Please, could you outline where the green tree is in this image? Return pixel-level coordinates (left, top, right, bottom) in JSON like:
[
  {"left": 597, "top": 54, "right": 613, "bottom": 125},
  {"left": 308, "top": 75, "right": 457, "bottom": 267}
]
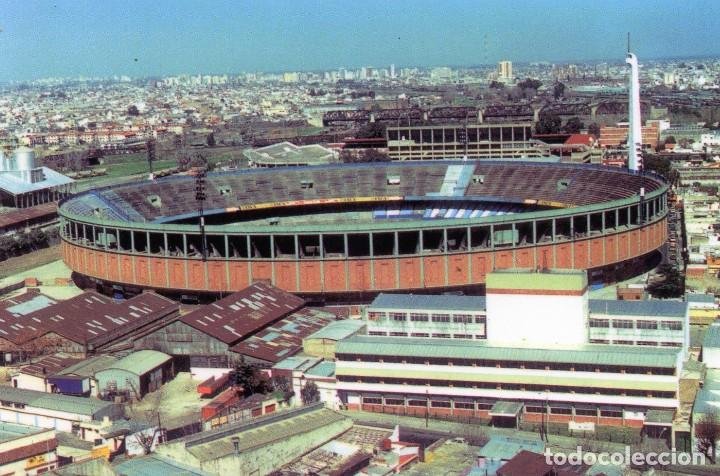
[
  {"left": 356, "top": 122, "right": 386, "bottom": 139},
  {"left": 587, "top": 123, "right": 601, "bottom": 137},
  {"left": 647, "top": 263, "right": 684, "bottom": 299},
  {"left": 301, "top": 381, "right": 320, "bottom": 405},
  {"left": 231, "top": 359, "right": 270, "bottom": 397},
  {"left": 535, "top": 114, "right": 562, "bottom": 134},
  {"left": 553, "top": 82, "right": 566, "bottom": 99},
  {"left": 563, "top": 117, "right": 584, "bottom": 134},
  {"left": 206, "top": 132, "right": 216, "bottom": 147},
  {"left": 489, "top": 80, "right": 505, "bottom": 89},
  {"left": 517, "top": 78, "right": 542, "bottom": 90},
  {"left": 127, "top": 105, "right": 140, "bottom": 116},
  {"left": 665, "top": 135, "right": 676, "bottom": 144}
]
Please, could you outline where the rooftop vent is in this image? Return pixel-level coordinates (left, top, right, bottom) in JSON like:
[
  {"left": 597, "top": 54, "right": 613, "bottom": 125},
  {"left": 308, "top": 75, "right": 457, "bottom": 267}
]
[
  {"left": 301, "top": 180, "right": 314, "bottom": 189},
  {"left": 387, "top": 175, "right": 401, "bottom": 185},
  {"left": 147, "top": 195, "right": 162, "bottom": 208},
  {"left": 218, "top": 186, "right": 232, "bottom": 196},
  {"left": 472, "top": 174, "right": 485, "bottom": 184},
  {"left": 557, "top": 179, "right": 571, "bottom": 191}
]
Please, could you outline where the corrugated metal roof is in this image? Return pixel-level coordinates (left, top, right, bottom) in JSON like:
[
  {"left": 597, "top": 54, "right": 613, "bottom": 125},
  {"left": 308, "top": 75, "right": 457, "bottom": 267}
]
[
  {"left": 100, "top": 350, "right": 172, "bottom": 376},
  {"left": 18, "top": 353, "right": 83, "bottom": 378},
  {"left": 181, "top": 282, "right": 305, "bottom": 345},
  {"left": 336, "top": 336, "right": 680, "bottom": 368},
  {"left": 0, "top": 386, "right": 117, "bottom": 416},
  {"left": 113, "top": 454, "right": 212, "bottom": 476},
  {"left": 370, "top": 293, "right": 486, "bottom": 312},
  {"left": 686, "top": 293, "right": 715, "bottom": 304},
  {"left": 57, "top": 355, "right": 119, "bottom": 378},
  {"left": 588, "top": 299, "right": 688, "bottom": 318},
  {"left": 305, "top": 319, "right": 365, "bottom": 341},
  {"left": 305, "top": 361, "right": 336, "bottom": 378},
  {"left": 0, "top": 202, "right": 57, "bottom": 229}
]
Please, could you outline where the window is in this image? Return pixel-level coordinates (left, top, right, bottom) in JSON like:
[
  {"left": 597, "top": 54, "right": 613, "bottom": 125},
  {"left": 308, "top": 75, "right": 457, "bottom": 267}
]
[
  {"left": 390, "top": 312, "right": 407, "bottom": 322},
  {"left": 389, "top": 332, "right": 408, "bottom": 337},
  {"left": 432, "top": 333, "right": 451, "bottom": 339},
  {"left": 575, "top": 408, "right": 597, "bottom": 416},
  {"left": 611, "top": 319, "right": 634, "bottom": 329},
  {"left": 613, "top": 340, "right": 633, "bottom": 345},
  {"left": 410, "top": 313, "right": 429, "bottom": 322},
  {"left": 453, "top": 334, "right": 473, "bottom": 339},
  {"left": 661, "top": 342, "right": 682, "bottom": 347},
  {"left": 411, "top": 332, "right": 429, "bottom": 337},
  {"left": 408, "top": 399, "right": 427, "bottom": 407},
  {"left": 589, "top": 318, "right": 610, "bottom": 328},
  {"left": 600, "top": 409, "right": 623, "bottom": 418},
  {"left": 453, "top": 314, "right": 473, "bottom": 324},
  {"left": 368, "top": 311, "right": 385, "bottom": 320},
  {"left": 385, "top": 398, "right": 404, "bottom": 406},
  {"left": 525, "top": 406, "right": 544, "bottom": 413},
  {"left": 432, "top": 314, "right": 451, "bottom": 323},
  {"left": 589, "top": 339, "right": 610, "bottom": 344},
  {"left": 660, "top": 321, "right": 682, "bottom": 331},
  {"left": 363, "top": 397, "right": 382, "bottom": 405},
  {"left": 474, "top": 316, "right": 486, "bottom": 324},
  {"left": 431, "top": 400, "right": 451, "bottom": 408},
  {"left": 637, "top": 341, "right": 657, "bottom": 346},
  {"left": 637, "top": 320, "right": 658, "bottom": 330},
  {"left": 369, "top": 331, "right": 387, "bottom": 336},
  {"left": 550, "top": 407, "right": 572, "bottom": 415},
  {"left": 454, "top": 401, "right": 474, "bottom": 410}
]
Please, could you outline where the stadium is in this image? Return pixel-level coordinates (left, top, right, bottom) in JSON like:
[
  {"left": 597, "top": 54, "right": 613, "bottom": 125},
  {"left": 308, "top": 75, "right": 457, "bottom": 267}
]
[{"left": 58, "top": 161, "right": 669, "bottom": 301}]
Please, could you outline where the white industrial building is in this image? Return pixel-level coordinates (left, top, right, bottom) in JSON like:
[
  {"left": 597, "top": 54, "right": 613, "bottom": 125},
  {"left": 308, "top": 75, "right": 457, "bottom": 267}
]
[{"left": 0, "top": 147, "right": 74, "bottom": 208}]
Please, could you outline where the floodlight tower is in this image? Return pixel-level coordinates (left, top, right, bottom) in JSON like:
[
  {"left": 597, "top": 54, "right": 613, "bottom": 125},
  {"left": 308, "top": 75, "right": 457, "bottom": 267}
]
[{"left": 625, "top": 34, "right": 643, "bottom": 172}]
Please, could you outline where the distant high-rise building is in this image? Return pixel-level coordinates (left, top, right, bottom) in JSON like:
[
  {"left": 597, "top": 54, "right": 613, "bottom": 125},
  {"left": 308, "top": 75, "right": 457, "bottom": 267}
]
[
  {"left": 498, "top": 60, "right": 513, "bottom": 80},
  {"left": 390, "top": 64, "right": 396, "bottom": 79}
]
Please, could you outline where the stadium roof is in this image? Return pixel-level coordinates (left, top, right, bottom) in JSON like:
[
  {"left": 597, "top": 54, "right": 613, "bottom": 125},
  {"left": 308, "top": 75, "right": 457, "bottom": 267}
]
[
  {"left": 0, "top": 386, "right": 117, "bottom": 416},
  {"left": 181, "top": 282, "right": 305, "bottom": 345},
  {"left": 588, "top": 300, "right": 688, "bottom": 318},
  {"left": 369, "top": 293, "right": 486, "bottom": 312},
  {"left": 0, "top": 167, "right": 73, "bottom": 195},
  {"left": 336, "top": 336, "right": 680, "bottom": 368}
]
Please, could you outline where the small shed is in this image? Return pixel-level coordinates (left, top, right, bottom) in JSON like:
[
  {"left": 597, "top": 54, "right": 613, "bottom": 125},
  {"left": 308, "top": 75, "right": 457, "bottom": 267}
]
[
  {"left": 95, "top": 350, "right": 173, "bottom": 400},
  {"left": 302, "top": 320, "right": 366, "bottom": 359}
]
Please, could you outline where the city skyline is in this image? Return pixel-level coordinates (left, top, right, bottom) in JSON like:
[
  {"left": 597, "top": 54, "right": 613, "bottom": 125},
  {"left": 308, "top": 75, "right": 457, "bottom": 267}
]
[{"left": 3, "top": 0, "right": 720, "bottom": 82}]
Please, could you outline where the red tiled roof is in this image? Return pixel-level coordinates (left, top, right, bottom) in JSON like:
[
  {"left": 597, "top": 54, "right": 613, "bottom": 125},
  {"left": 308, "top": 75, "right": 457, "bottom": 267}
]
[
  {"left": 181, "top": 282, "right": 305, "bottom": 345},
  {"left": 497, "top": 450, "right": 553, "bottom": 476},
  {"left": 0, "top": 203, "right": 57, "bottom": 229},
  {"left": 0, "top": 438, "right": 57, "bottom": 465},
  {"left": 565, "top": 134, "right": 594, "bottom": 146}
]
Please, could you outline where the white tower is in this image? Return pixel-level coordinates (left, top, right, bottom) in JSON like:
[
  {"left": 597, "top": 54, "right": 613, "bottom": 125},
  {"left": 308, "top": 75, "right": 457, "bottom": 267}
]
[{"left": 626, "top": 48, "right": 643, "bottom": 171}]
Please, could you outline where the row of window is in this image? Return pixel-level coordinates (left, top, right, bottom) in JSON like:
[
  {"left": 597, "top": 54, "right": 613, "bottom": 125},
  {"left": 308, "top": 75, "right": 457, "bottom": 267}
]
[
  {"left": 336, "top": 353, "right": 676, "bottom": 375},
  {"left": 368, "top": 331, "right": 484, "bottom": 340},
  {"left": 589, "top": 318, "right": 683, "bottom": 331},
  {"left": 589, "top": 339, "right": 682, "bottom": 348},
  {"left": 371, "top": 311, "right": 485, "bottom": 324},
  {"left": 342, "top": 376, "right": 675, "bottom": 399},
  {"left": 361, "top": 397, "right": 629, "bottom": 418}
]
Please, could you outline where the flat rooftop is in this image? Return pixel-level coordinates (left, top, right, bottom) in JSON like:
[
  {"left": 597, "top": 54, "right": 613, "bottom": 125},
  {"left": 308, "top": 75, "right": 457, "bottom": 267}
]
[{"left": 0, "top": 421, "right": 48, "bottom": 443}]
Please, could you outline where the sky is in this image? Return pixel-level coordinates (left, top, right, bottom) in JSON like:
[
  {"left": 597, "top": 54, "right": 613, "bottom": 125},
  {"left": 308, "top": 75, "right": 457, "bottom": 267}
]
[{"left": 1, "top": 0, "right": 719, "bottom": 82}]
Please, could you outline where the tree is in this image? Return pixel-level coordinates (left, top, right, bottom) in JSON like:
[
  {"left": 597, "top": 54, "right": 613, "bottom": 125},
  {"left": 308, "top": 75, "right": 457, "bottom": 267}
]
[
  {"left": 643, "top": 154, "right": 673, "bottom": 179},
  {"left": 489, "top": 80, "right": 505, "bottom": 89},
  {"left": 206, "top": 132, "right": 216, "bottom": 147},
  {"left": 553, "top": 82, "right": 566, "bottom": 99},
  {"left": 647, "top": 263, "right": 684, "bottom": 299},
  {"left": 587, "top": 123, "right": 601, "bottom": 137},
  {"left": 695, "top": 410, "right": 720, "bottom": 463},
  {"left": 563, "top": 117, "right": 584, "bottom": 134},
  {"left": 127, "top": 105, "right": 140, "bottom": 116},
  {"left": 535, "top": 114, "right": 562, "bottom": 134},
  {"left": 665, "top": 135, "right": 677, "bottom": 144},
  {"left": 517, "top": 78, "right": 542, "bottom": 91},
  {"left": 301, "top": 380, "right": 320, "bottom": 405},
  {"left": 356, "top": 122, "right": 386, "bottom": 139},
  {"left": 231, "top": 359, "right": 270, "bottom": 397}
]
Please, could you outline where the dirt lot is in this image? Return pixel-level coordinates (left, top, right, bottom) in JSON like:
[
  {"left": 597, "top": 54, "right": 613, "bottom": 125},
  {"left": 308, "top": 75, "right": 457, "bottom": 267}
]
[
  {"left": 126, "top": 372, "right": 206, "bottom": 429},
  {"left": 0, "top": 246, "right": 62, "bottom": 280},
  {"left": 402, "top": 440, "right": 479, "bottom": 476}
]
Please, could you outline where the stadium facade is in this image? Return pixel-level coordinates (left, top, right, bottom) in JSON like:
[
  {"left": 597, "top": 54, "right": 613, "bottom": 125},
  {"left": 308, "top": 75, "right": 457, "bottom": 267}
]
[{"left": 58, "top": 161, "right": 668, "bottom": 300}]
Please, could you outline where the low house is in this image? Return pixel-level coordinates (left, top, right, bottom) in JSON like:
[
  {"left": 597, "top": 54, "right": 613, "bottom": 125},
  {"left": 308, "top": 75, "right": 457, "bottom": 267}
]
[
  {"left": 0, "top": 387, "right": 123, "bottom": 436},
  {"left": 51, "top": 354, "right": 119, "bottom": 397},
  {"left": 302, "top": 320, "right": 366, "bottom": 360},
  {"left": 12, "top": 354, "right": 82, "bottom": 393},
  {"left": 0, "top": 422, "right": 58, "bottom": 475},
  {"left": 94, "top": 350, "right": 174, "bottom": 400}
]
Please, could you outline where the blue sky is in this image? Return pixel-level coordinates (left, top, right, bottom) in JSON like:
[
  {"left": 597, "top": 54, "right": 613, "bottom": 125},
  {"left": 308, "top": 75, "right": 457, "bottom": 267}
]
[{"left": 1, "top": 0, "right": 718, "bottom": 81}]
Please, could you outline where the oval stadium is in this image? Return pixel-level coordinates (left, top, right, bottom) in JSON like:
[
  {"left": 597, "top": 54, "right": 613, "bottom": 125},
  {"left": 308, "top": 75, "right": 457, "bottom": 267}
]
[{"left": 58, "top": 161, "right": 669, "bottom": 301}]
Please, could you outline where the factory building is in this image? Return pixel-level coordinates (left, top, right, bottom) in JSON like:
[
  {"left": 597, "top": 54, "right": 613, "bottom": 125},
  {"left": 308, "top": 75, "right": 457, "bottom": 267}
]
[
  {"left": 337, "top": 269, "right": 685, "bottom": 431},
  {"left": 94, "top": 350, "right": 174, "bottom": 400},
  {"left": 0, "top": 147, "right": 74, "bottom": 208}
]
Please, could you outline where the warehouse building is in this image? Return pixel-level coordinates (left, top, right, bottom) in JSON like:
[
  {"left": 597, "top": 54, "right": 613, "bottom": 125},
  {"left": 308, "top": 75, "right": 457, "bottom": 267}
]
[
  {"left": 302, "top": 319, "right": 366, "bottom": 359},
  {"left": 95, "top": 350, "right": 173, "bottom": 400},
  {"left": 11, "top": 353, "right": 83, "bottom": 393},
  {"left": 0, "top": 387, "right": 123, "bottom": 434},
  {"left": 338, "top": 269, "right": 685, "bottom": 431}
]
